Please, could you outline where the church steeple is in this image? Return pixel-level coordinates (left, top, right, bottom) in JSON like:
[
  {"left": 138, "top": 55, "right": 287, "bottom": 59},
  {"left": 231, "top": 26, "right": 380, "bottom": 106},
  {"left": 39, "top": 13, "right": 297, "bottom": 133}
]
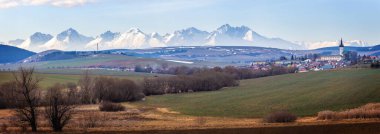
[
  {"left": 339, "top": 38, "right": 344, "bottom": 47},
  {"left": 339, "top": 38, "right": 344, "bottom": 56}
]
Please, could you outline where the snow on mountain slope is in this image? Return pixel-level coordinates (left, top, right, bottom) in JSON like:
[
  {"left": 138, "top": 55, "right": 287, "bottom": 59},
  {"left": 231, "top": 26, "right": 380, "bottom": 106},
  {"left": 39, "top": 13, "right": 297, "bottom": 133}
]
[
  {"left": 9, "top": 24, "right": 375, "bottom": 51},
  {"left": 40, "top": 28, "right": 93, "bottom": 51},
  {"left": 17, "top": 32, "right": 53, "bottom": 52},
  {"left": 206, "top": 24, "right": 304, "bottom": 49},
  {"left": 111, "top": 28, "right": 150, "bottom": 49},
  {"left": 148, "top": 32, "right": 166, "bottom": 47},
  {"left": 86, "top": 31, "right": 120, "bottom": 50},
  {"left": 164, "top": 27, "right": 209, "bottom": 46},
  {"left": 297, "top": 40, "right": 370, "bottom": 49}
]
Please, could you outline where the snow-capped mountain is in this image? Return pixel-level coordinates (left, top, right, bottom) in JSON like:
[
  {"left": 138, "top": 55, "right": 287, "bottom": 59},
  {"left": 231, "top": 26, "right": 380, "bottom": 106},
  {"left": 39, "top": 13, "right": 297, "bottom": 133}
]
[
  {"left": 7, "top": 24, "right": 374, "bottom": 52},
  {"left": 17, "top": 32, "right": 53, "bottom": 52},
  {"left": 164, "top": 27, "right": 209, "bottom": 46},
  {"left": 40, "top": 28, "right": 93, "bottom": 51},
  {"left": 111, "top": 28, "right": 155, "bottom": 49},
  {"left": 8, "top": 39, "right": 24, "bottom": 46},
  {"left": 86, "top": 31, "right": 120, "bottom": 50},
  {"left": 87, "top": 28, "right": 167, "bottom": 50},
  {"left": 206, "top": 24, "right": 304, "bottom": 49},
  {"left": 297, "top": 40, "right": 370, "bottom": 49}
]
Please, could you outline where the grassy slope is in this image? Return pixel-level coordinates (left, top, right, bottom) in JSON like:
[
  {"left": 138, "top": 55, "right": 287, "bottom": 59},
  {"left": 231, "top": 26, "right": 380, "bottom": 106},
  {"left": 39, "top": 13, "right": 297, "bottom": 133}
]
[
  {"left": 137, "top": 69, "right": 380, "bottom": 118},
  {"left": 0, "top": 70, "right": 164, "bottom": 89}
]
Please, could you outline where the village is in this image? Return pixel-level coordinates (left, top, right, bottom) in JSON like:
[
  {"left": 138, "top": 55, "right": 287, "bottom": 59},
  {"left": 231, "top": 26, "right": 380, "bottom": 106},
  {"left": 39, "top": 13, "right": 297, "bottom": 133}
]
[{"left": 250, "top": 39, "right": 380, "bottom": 72}]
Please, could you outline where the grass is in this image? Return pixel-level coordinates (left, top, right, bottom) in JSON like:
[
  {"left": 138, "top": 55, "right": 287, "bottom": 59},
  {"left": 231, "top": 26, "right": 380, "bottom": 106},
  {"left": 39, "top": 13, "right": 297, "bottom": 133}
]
[
  {"left": 0, "top": 69, "right": 165, "bottom": 89},
  {"left": 137, "top": 69, "right": 380, "bottom": 118}
]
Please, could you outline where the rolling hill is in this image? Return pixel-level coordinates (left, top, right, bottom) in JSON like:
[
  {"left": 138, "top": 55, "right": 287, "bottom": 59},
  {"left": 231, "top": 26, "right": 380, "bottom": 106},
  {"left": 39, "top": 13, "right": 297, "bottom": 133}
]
[
  {"left": 0, "top": 70, "right": 167, "bottom": 89},
  {"left": 137, "top": 69, "right": 380, "bottom": 118},
  {"left": 0, "top": 44, "right": 36, "bottom": 63}
]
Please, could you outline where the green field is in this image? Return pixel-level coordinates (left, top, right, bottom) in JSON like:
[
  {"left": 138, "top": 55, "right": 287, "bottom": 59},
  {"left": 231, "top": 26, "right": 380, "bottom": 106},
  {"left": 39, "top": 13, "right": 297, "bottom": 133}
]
[
  {"left": 137, "top": 69, "right": 380, "bottom": 118},
  {"left": 0, "top": 69, "right": 165, "bottom": 89}
]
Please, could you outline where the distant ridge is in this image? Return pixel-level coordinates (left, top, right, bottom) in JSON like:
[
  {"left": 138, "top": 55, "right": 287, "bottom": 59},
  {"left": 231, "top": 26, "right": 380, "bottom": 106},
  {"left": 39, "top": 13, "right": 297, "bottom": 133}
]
[
  {"left": 0, "top": 44, "right": 36, "bottom": 63},
  {"left": 5, "top": 24, "right": 305, "bottom": 52}
]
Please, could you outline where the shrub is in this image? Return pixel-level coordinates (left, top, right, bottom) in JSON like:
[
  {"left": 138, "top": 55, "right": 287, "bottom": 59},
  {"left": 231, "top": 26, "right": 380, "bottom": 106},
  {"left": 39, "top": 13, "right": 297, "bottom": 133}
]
[
  {"left": 317, "top": 110, "right": 336, "bottom": 120},
  {"left": 264, "top": 111, "right": 297, "bottom": 123},
  {"left": 1, "top": 123, "right": 8, "bottom": 132},
  {"left": 99, "top": 101, "right": 125, "bottom": 112},
  {"left": 80, "top": 111, "right": 104, "bottom": 129},
  {"left": 317, "top": 103, "right": 380, "bottom": 120},
  {"left": 194, "top": 116, "right": 207, "bottom": 126}
]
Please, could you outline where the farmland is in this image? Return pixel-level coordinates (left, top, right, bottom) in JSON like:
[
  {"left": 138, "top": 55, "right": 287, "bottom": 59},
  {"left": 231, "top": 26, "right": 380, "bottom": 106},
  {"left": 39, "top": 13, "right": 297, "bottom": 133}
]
[
  {"left": 0, "top": 69, "right": 166, "bottom": 89},
  {"left": 138, "top": 69, "right": 380, "bottom": 117},
  {"left": 1, "top": 68, "right": 380, "bottom": 133}
]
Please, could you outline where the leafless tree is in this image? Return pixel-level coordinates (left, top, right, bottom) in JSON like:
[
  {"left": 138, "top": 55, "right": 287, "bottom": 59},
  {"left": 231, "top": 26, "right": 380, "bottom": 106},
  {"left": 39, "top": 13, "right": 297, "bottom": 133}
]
[
  {"left": 44, "top": 83, "right": 76, "bottom": 132},
  {"left": 78, "top": 70, "right": 93, "bottom": 104},
  {"left": 12, "top": 67, "right": 42, "bottom": 132}
]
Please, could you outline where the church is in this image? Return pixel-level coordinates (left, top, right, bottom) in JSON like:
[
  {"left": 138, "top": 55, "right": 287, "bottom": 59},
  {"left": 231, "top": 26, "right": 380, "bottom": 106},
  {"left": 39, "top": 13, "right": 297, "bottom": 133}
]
[{"left": 318, "top": 38, "right": 345, "bottom": 61}]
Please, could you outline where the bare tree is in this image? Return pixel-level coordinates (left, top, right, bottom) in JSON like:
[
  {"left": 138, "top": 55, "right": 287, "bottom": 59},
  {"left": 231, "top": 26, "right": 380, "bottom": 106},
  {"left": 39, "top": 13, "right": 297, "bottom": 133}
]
[
  {"left": 12, "top": 67, "right": 42, "bottom": 132},
  {"left": 44, "top": 83, "right": 76, "bottom": 132},
  {"left": 78, "top": 70, "right": 93, "bottom": 104}
]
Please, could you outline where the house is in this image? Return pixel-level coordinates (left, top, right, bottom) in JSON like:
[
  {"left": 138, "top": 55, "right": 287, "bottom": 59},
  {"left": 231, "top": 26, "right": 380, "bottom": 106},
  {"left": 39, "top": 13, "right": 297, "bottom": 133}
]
[{"left": 321, "top": 64, "right": 334, "bottom": 70}]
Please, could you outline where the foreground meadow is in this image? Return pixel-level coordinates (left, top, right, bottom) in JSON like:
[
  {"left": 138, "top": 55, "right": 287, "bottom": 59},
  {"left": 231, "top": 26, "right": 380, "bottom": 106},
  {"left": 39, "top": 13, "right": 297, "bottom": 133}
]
[
  {"left": 0, "top": 68, "right": 380, "bottom": 133},
  {"left": 138, "top": 69, "right": 380, "bottom": 117}
]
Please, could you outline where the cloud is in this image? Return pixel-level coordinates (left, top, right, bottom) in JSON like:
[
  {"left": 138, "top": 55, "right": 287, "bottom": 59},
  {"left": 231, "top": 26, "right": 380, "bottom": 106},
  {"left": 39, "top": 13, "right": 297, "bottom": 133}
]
[{"left": 0, "top": 0, "right": 93, "bottom": 8}]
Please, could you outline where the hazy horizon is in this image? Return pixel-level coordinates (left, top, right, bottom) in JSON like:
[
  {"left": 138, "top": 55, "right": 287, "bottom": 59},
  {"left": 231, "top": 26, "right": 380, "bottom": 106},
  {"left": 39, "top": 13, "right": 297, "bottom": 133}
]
[{"left": 0, "top": 0, "right": 380, "bottom": 44}]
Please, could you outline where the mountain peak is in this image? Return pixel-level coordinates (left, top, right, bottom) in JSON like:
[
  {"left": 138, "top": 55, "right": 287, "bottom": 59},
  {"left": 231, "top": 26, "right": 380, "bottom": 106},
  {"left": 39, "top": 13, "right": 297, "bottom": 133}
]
[
  {"left": 31, "top": 32, "right": 53, "bottom": 39},
  {"left": 128, "top": 28, "right": 143, "bottom": 34},
  {"left": 64, "top": 28, "right": 77, "bottom": 34},
  {"left": 217, "top": 24, "right": 251, "bottom": 31},
  {"left": 57, "top": 28, "right": 80, "bottom": 40},
  {"left": 220, "top": 24, "right": 231, "bottom": 28},
  {"left": 174, "top": 27, "right": 208, "bottom": 35},
  {"left": 100, "top": 30, "right": 119, "bottom": 41},
  {"left": 151, "top": 32, "right": 160, "bottom": 37}
]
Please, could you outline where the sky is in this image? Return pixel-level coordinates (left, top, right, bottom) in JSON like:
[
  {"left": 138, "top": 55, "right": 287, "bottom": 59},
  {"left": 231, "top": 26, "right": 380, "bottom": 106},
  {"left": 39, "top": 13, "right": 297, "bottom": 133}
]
[{"left": 0, "top": 0, "right": 379, "bottom": 44}]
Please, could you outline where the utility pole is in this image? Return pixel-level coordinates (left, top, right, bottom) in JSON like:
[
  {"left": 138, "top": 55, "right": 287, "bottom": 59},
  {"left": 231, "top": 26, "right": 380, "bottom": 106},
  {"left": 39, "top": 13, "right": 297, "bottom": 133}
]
[{"left": 96, "top": 43, "right": 99, "bottom": 54}]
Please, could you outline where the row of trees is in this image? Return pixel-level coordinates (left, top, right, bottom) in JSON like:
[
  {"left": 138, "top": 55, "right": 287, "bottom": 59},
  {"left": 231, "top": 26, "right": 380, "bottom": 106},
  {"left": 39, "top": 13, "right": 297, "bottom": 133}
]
[
  {"left": 142, "top": 65, "right": 296, "bottom": 96},
  {"left": 143, "top": 71, "right": 239, "bottom": 95},
  {"left": 77, "top": 70, "right": 144, "bottom": 104},
  {"left": 155, "top": 65, "right": 297, "bottom": 80},
  {"left": 0, "top": 68, "right": 76, "bottom": 131}
]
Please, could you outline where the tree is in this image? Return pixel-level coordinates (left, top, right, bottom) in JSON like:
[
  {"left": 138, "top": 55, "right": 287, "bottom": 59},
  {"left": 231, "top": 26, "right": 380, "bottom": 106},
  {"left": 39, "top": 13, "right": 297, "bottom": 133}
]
[
  {"left": 44, "top": 83, "right": 76, "bottom": 132},
  {"left": 78, "top": 70, "right": 93, "bottom": 104},
  {"left": 12, "top": 67, "right": 42, "bottom": 132},
  {"left": 134, "top": 65, "right": 145, "bottom": 72},
  {"left": 280, "top": 56, "right": 287, "bottom": 61}
]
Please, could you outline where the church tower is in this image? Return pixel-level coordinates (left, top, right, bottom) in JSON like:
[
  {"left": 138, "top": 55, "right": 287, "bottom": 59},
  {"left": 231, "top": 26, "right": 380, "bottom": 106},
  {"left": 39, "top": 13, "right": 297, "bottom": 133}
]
[{"left": 339, "top": 38, "right": 344, "bottom": 56}]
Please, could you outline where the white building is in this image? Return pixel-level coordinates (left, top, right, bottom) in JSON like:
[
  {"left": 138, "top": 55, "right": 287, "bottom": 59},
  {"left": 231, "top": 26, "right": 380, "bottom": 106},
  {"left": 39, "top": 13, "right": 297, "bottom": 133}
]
[{"left": 318, "top": 38, "right": 345, "bottom": 61}]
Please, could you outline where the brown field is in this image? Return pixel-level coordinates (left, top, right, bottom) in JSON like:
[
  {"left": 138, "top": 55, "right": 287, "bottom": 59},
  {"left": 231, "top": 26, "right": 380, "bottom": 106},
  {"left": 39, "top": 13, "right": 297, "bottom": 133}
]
[{"left": 1, "top": 103, "right": 380, "bottom": 134}]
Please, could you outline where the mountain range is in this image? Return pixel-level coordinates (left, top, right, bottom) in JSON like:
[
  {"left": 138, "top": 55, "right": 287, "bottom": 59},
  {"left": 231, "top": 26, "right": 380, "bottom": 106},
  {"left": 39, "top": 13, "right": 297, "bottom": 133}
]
[{"left": 5, "top": 24, "right": 370, "bottom": 52}]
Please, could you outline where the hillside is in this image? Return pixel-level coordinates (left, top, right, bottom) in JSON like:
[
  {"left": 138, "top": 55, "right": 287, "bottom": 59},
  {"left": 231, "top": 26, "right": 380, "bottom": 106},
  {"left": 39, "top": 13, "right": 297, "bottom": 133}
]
[
  {"left": 0, "top": 70, "right": 166, "bottom": 89},
  {"left": 138, "top": 69, "right": 380, "bottom": 118},
  {"left": 0, "top": 44, "right": 36, "bottom": 63}
]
